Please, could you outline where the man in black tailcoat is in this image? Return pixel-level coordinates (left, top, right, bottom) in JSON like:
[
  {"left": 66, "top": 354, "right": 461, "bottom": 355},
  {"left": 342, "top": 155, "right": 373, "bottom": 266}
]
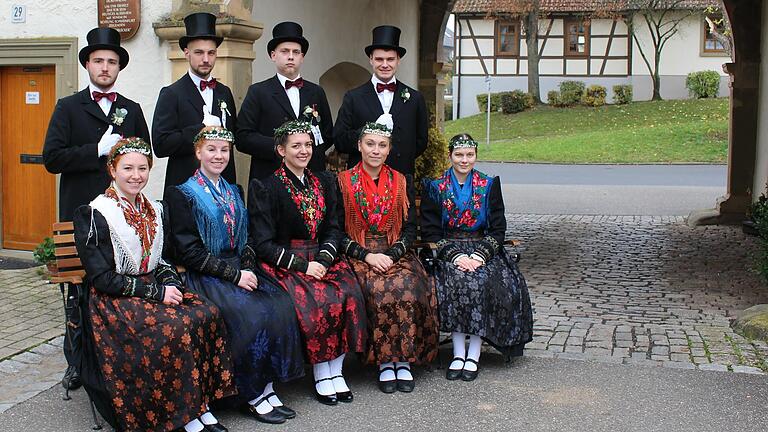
[
  {"left": 236, "top": 21, "right": 333, "bottom": 181},
  {"left": 152, "top": 12, "right": 238, "bottom": 192},
  {"left": 42, "top": 26, "right": 150, "bottom": 392},
  {"left": 333, "top": 25, "right": 428, "bottom": 175}
]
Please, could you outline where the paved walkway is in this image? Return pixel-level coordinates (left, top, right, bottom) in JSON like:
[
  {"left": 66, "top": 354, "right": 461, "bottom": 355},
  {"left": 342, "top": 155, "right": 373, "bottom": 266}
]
[
  {"left": 0, "top": 214, "right": 766, "bottom": 421},
  {"left": 511, "top": 215, "right": 768, "bottom": 372}
]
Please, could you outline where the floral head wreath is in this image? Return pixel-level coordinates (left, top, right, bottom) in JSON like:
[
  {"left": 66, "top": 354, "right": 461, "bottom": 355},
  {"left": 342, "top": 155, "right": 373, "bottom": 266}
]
[
  {"left": 274, "top": 120, "right": 313, "bottom": 140},
  {"left": 193, "top": 126, "right": 234, "bottom": 145},
  {"left": 448, "top": 134, "right": 478, "bottom": 151},
  {"left": 108, "top": 137, "right": 152, "bottom": 166},
  {"left": 360, "top": 122, "right": 392, "bottom": 138}
]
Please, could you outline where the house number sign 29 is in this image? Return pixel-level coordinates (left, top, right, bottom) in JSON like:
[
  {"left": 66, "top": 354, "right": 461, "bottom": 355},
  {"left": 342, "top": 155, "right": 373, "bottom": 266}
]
[{"left": 11, "top": 4, "right": 26, "bottom": 23}]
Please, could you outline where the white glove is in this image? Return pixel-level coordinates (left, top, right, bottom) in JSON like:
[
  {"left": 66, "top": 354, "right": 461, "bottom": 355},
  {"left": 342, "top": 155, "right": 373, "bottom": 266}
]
[
  {"left": 98, "top": 125, "right": 122, "bottom": 156},
  {"left": 375, "top": 113, "right": 394, "bottom": 130},
  {"left": 202, "top": 105, "right": 222, "bottom": 127}
]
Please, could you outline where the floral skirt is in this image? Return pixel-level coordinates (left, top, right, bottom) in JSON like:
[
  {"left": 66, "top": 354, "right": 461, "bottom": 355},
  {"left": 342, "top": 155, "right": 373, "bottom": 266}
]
[
  {"left": 186, "top": 256, "right": 305, "bottom": 401},
  {"left": 348, "top": 235, "right": 439, "bottom": 365},
  {"left": 434, "top": 232, "right": 533, "bottom": 357},
  {"left": 89, "top": 288, "right": 236, "bottom": 432},
  {"left": 259, "top": 240, "right": 367, "bottom": 364}
]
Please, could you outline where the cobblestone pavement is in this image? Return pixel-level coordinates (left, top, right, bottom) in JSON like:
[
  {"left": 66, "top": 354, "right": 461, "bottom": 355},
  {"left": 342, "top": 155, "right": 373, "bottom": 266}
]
[
  {"left": 510, "top": 215, "right": 768, "bottom": 373},
  {"left": 0, "top": 214, "right": 766, "bottom": 415},
  {"left": 0, "top": 267, "right": 62, "bottom": 360}
]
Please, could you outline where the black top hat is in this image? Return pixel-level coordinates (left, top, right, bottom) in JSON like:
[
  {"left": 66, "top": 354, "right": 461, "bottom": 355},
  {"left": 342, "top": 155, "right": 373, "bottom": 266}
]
[
  {"left": 267, "top": 22, "right": 309, "bottom": 55},
  {"left": 179, "top": 12, "right": 224, "bottom": 50},
  {"left": 78, "top": 27, "right": 130, "bottom": 69},
  {"left": 365, "top": 25, "right": 406, "bottom": 58}
]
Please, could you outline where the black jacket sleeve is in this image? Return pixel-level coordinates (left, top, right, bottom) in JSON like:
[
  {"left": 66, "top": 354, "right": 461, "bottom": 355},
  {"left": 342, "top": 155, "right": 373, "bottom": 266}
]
[
  {"left": 235, "top": 85, "right": 278, "bottom": 162},
  {"left": 473, "top": 177, "right": 505, "bottom": 262},
  {"left": 43, "top": 100, "right": 102, "bottom": 174},
  {"left": 248, "top": 178, "right": 309, "bottom": 273},
  {"left": 152, "top": 86, "right": 204, "bottom": 158},
  {"left": 165, "top": 187, "right": 242, "bottom": 284},
  {"left": 333, "top": 91, "right": 360, "bottom": 155},
  {"left": 315, "top": 172, "right": 341, "bottom": 268},
  {"left": 73, "top": 206, "right": 166, "bottom": 301},
  {"left": 316, "top": 87, "right": 334, "bottom": 154},
  {"left": 383, "top": 174, "right": 417, "bottom": 262}
]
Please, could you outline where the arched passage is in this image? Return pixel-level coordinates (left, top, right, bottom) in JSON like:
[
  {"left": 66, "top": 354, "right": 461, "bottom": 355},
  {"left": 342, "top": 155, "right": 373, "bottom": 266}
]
[{"left": 319, "top": 61, "right": 371, "bottom": 117}]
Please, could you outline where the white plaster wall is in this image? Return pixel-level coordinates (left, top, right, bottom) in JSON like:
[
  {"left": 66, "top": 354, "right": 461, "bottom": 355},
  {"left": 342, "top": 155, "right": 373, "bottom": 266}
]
[
  {"left": 752, "top": 3, "right": 768, "bottom": 198},
  {"left": 630, "top": 13, "right": 729, "bottom": 78},
  {"left": 250, "top": 0, "right": 421, "bottom": 103},
  {"left": 0, "top": 0, "right": 174, "bottom": 199}
]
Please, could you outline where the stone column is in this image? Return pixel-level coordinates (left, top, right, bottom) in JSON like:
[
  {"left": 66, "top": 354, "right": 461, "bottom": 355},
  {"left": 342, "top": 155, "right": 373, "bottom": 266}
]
[
  {"left": 689, "top": 0, "right": 762, "bottom": 226},
  {"left": 418, "top": 0, "right": 452, "bottom": 128},
  {"left": 153, "top": 1, "right": 262, "bottom": 189}
]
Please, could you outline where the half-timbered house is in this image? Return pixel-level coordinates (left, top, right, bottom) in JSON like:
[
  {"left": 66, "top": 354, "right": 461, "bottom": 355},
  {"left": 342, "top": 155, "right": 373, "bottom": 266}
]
[{"left": 452, "top": 0, "right": 731, "bottom": 117}]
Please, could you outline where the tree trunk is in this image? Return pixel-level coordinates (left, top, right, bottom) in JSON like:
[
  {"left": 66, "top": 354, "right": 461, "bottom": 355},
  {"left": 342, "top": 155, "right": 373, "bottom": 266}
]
[
  {"left": 525, "top": 8, "right": 542, "bottom": 104},
  {"left": 652, "top": 50, "right": 662, "bottom": 100}
]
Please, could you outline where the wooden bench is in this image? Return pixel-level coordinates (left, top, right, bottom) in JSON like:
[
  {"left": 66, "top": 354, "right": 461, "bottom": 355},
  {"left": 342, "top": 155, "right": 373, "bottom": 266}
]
[{"left": 50, "top": 221, "right": 104, "bottom": 429}]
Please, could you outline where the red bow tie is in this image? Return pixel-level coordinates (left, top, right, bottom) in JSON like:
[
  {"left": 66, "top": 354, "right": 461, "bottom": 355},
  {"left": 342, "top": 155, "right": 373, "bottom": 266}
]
[
  {"left": 285, "top": 78, "right": 304, "bottom": 90},
  {"left": 200, "top": 78, "right": 217, "bottom": 91},
  {"left": 92, "top": 91, "right": 116, "bottom": 103},
  {"left": 376, "top": 82, "right": 397, "bottom": 93}
]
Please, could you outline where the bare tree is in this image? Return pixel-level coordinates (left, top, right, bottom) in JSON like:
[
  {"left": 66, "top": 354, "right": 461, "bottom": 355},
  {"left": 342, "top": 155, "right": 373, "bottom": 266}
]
[
  {"left": 704, "top": 1, "right": 733, "bottom": 59},
  {"left": 485, "top": 0, "right": 543, "bottom": 104},
  {"left": 623, "top": 0, "right": 704, "bottom": 100}
]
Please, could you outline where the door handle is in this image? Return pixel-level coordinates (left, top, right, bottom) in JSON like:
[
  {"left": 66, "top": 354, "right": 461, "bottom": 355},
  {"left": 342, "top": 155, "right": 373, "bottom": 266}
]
[{"left": 20, "top": 154, "right": 44, "bottom": 164}]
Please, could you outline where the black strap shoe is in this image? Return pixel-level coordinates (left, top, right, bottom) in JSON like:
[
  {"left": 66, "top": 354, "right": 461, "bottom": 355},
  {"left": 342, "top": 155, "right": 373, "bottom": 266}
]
[
  {"left": 378, "top": 366, "right": 397, "bottom": 394},
  {"left": 242, "top": 402, "right": 287, "bottom": 424},
  {"left": 262, "top": 392, "right": 297, "bottom": 419},
  {"left": 446, "top": 357, "right": 465, "bottom": 381},
  {"left": 331, "top": 375, "right": 354, "bottom": 402},
  {"left": 314, "top": 377, "right": 338, "bottom": 405},
  {"left": 395, "top": 365, "right": 415, "bottom": 393},
  {"left": 203, "top": 423, "right": 228, "bottom": 432},
  {"left": 461, "top": 358, "right": 479, "bottom": 382}
]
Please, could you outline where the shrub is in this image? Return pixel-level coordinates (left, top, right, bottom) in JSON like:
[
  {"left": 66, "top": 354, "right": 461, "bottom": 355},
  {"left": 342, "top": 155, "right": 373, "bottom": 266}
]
[
  {"left": 501, "top": 90, "right": 534, "bottom": 114},
  {"left": 444, "top": 99, "right": 453, "bottom": 121},
  {"left": 751, "top": 192, "right": 768, "bottom": 283},
  {"left": 582, "top": 85, "right": 607, "bottom": 107},
  {"left": 547, "top": 90, "right": 561, "bottom": 107},
  {"left": 613, "top": 84, "right": 633, "bottom": 105},
  {"left": 415, "top": 125, "right": 450, "bottom": 188},
  {"left": 476, "top": 92, "right": 502, "bottom": 112},
  {"left": 686, "top": 70, "right": 721, "bottom": 98},
  {"left": 33, "top": 237, "right": 55, "bottom": 265},
  {"left": 558, "top": 81, "right": 586, "bottom": 106}
]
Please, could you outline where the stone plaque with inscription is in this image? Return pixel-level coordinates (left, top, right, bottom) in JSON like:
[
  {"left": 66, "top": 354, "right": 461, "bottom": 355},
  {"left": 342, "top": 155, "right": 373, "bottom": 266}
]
[{"left": 98, "top": 0, "right": 141, "bottom": 41}]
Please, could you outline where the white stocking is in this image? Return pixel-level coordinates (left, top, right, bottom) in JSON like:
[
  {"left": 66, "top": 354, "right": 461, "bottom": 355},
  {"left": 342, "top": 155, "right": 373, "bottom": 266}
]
[
  {"left": 465, "top": 334, "right": 482, "bottom": 371},
  {"left": 395, "top": 361, "right": 413, "bottom": 381},
  {"left": 313, "top": 361, "right": 335, "bottom": 396},
  {"left": 379, "top": 362, "right": 396, "bottom": 381},
  {"left": 451, "top": 332, "right": 467, "bottom": 370}
]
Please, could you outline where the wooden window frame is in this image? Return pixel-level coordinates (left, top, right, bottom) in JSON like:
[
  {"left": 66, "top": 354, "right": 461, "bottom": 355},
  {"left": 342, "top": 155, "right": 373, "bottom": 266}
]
[
  {"left": 701, "top": 15, "right": 728, "bottom": 56},
  {"left": 495, "top": 20, "right": 520, "bottom": 57},
  {"left": 564, "top": 18, "right": 590, "bottom": 58}
]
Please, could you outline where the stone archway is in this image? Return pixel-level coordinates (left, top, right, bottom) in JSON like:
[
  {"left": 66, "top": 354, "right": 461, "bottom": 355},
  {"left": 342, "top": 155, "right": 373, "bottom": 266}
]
[
  {"left": 690, "top": 0, "right": 762, "bottom": 225},
  {"left": 419, "top": 0, "right": 455, "bottom": 125},
  {"left": 319, "top": 61, "right": 371, "bottom": 116}
]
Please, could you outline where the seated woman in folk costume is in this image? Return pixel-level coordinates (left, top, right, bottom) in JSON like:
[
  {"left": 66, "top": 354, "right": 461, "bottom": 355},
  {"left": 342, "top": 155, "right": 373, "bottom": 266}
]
[
  {"left": 249, "top": 120, "right": 367, "bottom": 406},
  {"left": 421, "top": 133, "right": 533, "bottom": 381},
  {"left": 72, "top": 137, "right": 235, "bottom": 432},
  {"left": 165, "top": 126, "right": 304, "bottom": 426},
  {"left": 337, "top": 122, "right": 439, "bottom": 394}
]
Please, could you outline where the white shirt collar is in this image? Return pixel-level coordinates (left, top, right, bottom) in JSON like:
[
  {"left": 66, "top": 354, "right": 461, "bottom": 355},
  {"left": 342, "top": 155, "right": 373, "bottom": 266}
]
[
  {"left": 88, "top": 82, "right": 117, "bottom": 100},
  {"left": 188, "top": 70, "right": 213, "bottom": 88},
  {"left": 277, "top": 73, "right": 302, "bottom": 88},
  {"left": 371, "top": 75, "right": 397, "bottom": 87}
]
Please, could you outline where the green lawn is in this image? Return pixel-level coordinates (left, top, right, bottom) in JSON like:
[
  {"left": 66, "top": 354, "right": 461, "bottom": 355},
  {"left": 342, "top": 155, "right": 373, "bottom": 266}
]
[{"left": 444, "top": 98, "right": 729, "bottom": 163}]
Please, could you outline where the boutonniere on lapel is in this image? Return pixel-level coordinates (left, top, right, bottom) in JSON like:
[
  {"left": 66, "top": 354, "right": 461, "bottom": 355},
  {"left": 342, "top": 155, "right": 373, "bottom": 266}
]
[
  {"left": 218, "top": 100, "right": 231, "bottom": 126},
  {"left": 400, "top": 88, "right": 411, "bottom": 103},
  {"left": 302, "top": 104, "right": 321, "bottom": 123},
  {"left": 111, "top": 108, "right": 128, "bottom": 126}
]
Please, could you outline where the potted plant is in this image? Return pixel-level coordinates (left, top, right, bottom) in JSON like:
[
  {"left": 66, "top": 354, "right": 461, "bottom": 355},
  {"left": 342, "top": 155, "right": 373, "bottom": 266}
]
[{"left": 33, "top": 237, "right": 57, "bottom": 273}]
